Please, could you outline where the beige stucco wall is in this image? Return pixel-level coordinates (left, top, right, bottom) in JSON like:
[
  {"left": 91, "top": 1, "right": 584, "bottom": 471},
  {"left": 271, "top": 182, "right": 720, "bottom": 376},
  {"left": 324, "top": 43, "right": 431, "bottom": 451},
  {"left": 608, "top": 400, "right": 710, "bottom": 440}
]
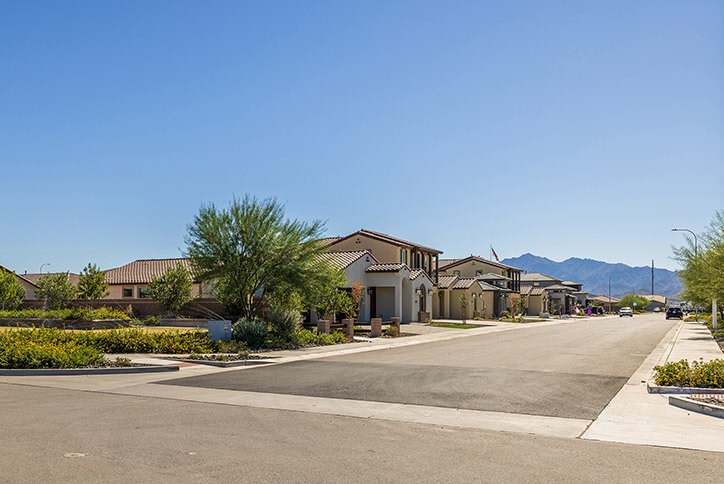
[
  {"left": 527, "top": 294, "right": 544, "bottom": 315},
  {"left": 329, "top": 235, "right": 401, "bottom": 264},
  {"left": 440, "top": 260, "right": 507, "bottom": 278},
  {"left": 107, "top": 282, "right": 205, "bottom": 300}
]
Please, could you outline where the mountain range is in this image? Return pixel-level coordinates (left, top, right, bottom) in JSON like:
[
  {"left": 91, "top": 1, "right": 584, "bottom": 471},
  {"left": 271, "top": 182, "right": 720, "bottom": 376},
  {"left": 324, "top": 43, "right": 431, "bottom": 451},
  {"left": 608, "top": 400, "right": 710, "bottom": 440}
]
[{"left": 501, "top": 253, "right": 683, "bottom": 298}]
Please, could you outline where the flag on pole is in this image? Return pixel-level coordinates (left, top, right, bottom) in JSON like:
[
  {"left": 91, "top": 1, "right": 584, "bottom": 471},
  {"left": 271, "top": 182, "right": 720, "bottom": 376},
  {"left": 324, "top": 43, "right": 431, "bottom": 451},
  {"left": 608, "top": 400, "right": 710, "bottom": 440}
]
[{"left": 490, "top": 246, "right": 499, "bottom": 262}]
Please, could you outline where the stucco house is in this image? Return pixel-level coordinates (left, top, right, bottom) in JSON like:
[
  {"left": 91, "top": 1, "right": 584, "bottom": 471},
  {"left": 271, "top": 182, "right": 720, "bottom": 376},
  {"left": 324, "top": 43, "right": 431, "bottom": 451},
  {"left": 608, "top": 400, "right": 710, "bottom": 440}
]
[
  {"left": 519, "top": 273, "right": 581, "bottom": 316},
  {"left": 103, "top": 258, "right": 212, "bottom": 300},
  {"left": 325, "top": 229, "right": 442, "bottom": 282},
  {"left": 432, "top": 256, "right": 522, "bottom": 319},
  {"left": 323, "top": 229, "right": 439, "bottom": 322},
  {"left": 0, "top": 265, "right": 39, "bottom": 301}
]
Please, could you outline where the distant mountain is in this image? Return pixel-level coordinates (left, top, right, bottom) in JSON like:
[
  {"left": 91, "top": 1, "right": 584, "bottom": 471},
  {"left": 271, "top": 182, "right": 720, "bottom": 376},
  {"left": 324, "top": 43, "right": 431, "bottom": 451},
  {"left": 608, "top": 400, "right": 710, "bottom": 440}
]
[{"left": 501, "top": 253, "right": 683, "bottom": 298}]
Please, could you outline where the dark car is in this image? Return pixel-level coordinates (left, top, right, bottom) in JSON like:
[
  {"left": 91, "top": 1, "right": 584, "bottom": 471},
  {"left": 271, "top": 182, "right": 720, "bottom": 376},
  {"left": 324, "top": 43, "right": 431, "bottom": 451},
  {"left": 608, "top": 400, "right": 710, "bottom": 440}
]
[{"left": 666, "top": 307, "right": 683, "bottom": 320}]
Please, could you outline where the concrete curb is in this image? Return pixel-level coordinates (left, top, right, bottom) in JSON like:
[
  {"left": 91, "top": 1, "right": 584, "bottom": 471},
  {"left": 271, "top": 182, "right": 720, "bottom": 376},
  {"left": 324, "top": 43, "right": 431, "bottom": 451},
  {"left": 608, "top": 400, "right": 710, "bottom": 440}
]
[
  {"left": 647, "top": 381, "right": 724, "bottom": 395},
  {"left": 0, "top": 365, "right": 179, "bottom": 376},
  {"left": 171, "top": 358, "right": 277, "bottom": 368},
  {"left": 669, "top": 395, "right": 724, "bottom": 419}
]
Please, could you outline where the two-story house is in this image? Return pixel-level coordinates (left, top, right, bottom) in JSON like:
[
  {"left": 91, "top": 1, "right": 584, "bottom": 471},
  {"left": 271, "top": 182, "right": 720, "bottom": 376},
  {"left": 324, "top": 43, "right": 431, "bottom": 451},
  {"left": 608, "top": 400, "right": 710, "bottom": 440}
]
[{"left": 324, "top": 229, "right": 440, "bottom": 322}]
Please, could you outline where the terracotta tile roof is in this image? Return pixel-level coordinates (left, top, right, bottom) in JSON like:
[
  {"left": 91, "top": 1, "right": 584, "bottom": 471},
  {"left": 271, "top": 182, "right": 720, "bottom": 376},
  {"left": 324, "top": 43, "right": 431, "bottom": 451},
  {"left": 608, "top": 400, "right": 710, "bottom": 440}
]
[
  {"left": 477, "top": 280, "right": 510, "bottom": 292},
  {"left": 589, "top": 295, "right": 620, "bottom": 304},
  {"left": 520, "top": 272, "right": 560, "bottom": 282},
  {"left": 366, "top": 263, "right": 407, "bottom": 273},
  {"left": 436, "top": 275, "right": 458, "bottom": 289},
  {"left": 0, "top": 265, "right": 39, "bottom": 287},
  {"left": 476, "top": 273, "right": 510, "bottom": 281},
  {"left": 439, "top": 256, "right": 521, "bottom": 272},
  {"left": 23, "top": 272, "right": 80, "bottom": 286},
  {"left": 318, "top": 251, "right": 375, "bottom": 271},
  {"left": 452, "top": 278, "right": 479, "bottom": 290},
  {"left": 437, "top": 258, "right": 460, "bottom": 269},
  {"left": 543, "top": 284, "right": 576, "bottom": 291},
  {"left": 561, "top": 280, "right": 582, "bottom": 287},
  {"left": 317, "top": 237, "right": 342, "bottom": 246},
  {"left": 331, "top": 229, "right": 442, "bottom": 255},
  {"left": 105, "top": 258, "right": 194, "bottom": 285},
  {"left": 409, "top": 269, "right": 425, "bottom": 280},
  {"left": 520, "top": 286, "right": 547, "bottom": 296}
]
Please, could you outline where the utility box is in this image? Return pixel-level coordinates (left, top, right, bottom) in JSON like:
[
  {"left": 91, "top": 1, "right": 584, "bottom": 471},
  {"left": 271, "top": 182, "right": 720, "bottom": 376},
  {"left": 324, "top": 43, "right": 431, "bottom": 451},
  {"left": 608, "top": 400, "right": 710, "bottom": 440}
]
[{"left": 207, "top": 320, "right": 233, "bottom": 341}]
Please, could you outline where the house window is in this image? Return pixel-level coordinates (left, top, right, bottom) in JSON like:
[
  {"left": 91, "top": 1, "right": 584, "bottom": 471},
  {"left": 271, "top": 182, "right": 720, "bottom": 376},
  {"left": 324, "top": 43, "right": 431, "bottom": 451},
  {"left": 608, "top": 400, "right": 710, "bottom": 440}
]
[
  {"left": 400, "top": 249, "right": 407, "bottom": 264},
  {"left": 122, "top": 288, "right": 133, "bottom": 298},
  {"left": 138, "top": 287, "right": 152, "bottom": 299},
  {"left": 476, "top": 270, "right": 483, "bottom": 276}
]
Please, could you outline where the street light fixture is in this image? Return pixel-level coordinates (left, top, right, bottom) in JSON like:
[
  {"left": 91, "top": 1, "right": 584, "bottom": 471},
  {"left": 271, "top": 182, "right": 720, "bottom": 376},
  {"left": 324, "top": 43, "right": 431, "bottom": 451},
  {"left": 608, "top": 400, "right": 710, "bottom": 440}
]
[
  {"left": 39, "top": 263, "right": 51, "bottom": 274},
  {"left": 671, "top": 228, "right": 698, "bottom": 257},
  {"left": 671, "top": 228, "right": 699, "bottom": 321}
]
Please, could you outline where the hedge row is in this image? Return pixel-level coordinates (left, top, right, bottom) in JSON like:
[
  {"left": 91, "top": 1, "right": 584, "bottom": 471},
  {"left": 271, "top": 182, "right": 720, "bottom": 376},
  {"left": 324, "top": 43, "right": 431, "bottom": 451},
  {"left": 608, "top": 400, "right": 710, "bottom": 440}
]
[{"left": 0, "top": 328, "right": 216, "bottom": 368}]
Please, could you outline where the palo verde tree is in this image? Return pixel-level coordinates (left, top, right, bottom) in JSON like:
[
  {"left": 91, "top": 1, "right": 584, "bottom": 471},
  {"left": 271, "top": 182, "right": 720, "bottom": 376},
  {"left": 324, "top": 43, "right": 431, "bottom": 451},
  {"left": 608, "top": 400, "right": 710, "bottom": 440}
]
[
  {"left": 185, "top": 195, "right": 342, "bottom": 321},
  {"left": 618, "top": 294, "right": 650, "bottom": 311},
  {"left": 36, "top": 273, "right": 77, "bottom": 310},
  {"left": 148, "top": 263, "right": 196, "bottom": 315},
  {"left": 0, "top": 271, "right": 26, "bottom": 310},
  {"left": 672, "top": 210, "right": 724, "bottom": 318},
  {"left": 77, "top": 263, "right": 109, "bottom": 300}
]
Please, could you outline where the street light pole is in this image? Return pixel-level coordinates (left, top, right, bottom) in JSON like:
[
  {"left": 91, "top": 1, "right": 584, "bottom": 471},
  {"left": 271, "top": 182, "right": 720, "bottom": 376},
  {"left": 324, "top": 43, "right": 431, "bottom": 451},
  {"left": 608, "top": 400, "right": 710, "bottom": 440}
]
[
  {"left": 39, "top": 263, "right": 50, "bottom": 274},
  {"left": 671, "top": 228, "right": 698, "bottom": 257}
]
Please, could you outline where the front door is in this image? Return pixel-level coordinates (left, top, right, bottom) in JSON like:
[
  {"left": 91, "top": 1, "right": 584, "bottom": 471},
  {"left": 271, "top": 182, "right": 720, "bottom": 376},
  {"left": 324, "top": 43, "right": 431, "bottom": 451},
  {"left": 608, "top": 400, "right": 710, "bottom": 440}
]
[{"left": 370, "top": 287, "right": 377, "bottom": 318}]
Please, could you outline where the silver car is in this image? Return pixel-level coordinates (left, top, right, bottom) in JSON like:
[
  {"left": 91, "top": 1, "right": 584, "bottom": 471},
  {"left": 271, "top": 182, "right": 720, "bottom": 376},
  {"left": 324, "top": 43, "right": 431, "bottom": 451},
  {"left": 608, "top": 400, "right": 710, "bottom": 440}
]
[{"left": 619, "top": 307, "right": 633, "bottom": 317}]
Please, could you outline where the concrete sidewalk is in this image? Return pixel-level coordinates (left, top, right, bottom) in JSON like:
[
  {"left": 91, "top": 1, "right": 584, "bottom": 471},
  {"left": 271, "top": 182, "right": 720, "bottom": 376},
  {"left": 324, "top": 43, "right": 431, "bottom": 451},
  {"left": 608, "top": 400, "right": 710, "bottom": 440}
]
[{"left": 583, "top": 319, "right": 724, "bottom": 452}]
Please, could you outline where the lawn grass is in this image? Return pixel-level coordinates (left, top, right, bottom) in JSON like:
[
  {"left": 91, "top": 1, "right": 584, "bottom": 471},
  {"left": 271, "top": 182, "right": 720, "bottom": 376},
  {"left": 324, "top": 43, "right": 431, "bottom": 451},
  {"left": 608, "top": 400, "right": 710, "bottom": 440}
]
[{"left": 430, "top": 322, "right": 484, "bottom": 329}]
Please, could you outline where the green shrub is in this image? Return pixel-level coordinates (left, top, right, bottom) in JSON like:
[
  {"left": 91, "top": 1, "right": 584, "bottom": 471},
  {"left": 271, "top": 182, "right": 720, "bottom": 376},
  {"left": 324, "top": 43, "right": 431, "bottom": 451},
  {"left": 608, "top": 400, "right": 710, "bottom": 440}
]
[
  {"left": 0, "top": 307, "right": 130, "bottom": 321},
  {"left": 142, "top": 315, "right": 161, "bottom": 326},
  {"left": 0, "top": 328, "right": 215, "bottom": 361},
  {"left": 267, "top": 306, "right": 302, "bottom": 341},
  {"left": 232, "top": 318, "right": 269, "bottom": 348},
  {"left": 293, "top": 329, "right": 348, "bottom": 346},
  {"left": 216, "top": 340, "right": 248, "bottom": 354},
  {"left": 0, "top": 338, "right": 105, "bottom": 369},
  {"left": 384, "top": 325, "right": 399, "bottom": 337},
  {"left": 654, "top": 359, "right": 724, "bottom": 388}
]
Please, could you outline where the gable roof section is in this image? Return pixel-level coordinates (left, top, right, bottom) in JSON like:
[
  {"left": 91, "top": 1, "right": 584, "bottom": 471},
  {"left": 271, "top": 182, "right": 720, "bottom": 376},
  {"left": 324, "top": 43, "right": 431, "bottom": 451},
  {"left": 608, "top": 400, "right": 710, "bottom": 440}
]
[
  {"left": 543, "top": 284, "right": 576, "bottom": 292},
  {"left": 23, "top": 272, "right": 81, "bottom": 286},
  {"left": 561, "top": 280, "right": 582, "bottom": 287},
  {"left": 436, "top": 274, "right": 458, "bottom": 289},
  {"left": 0, "top": 265, "right": 39, "bottom": 288},
  {"left": 330, "top": 229, "right": 442, "bottom": 255},
  {"left": 366, "top": 263, "right": 407, "bottom": 273},
  {"left": 438, "top": 255, "right": 521, "bottom": 272},
  {"left": 105, "top": 258, "right": 194, "bottom": 285},
  {"left": 437, "top": 258, "right": 460, "bottom": 269},
  {"left": 319, "top": 250, "right": 376, "bottom": 271},
  {"left": 520, "top": 286, "right": 545, "bottom": 296},
  {"left": 476, "top": 272, "right": 510, "bottom": 281},
  {"left": 520, "top": 272, "right": 560, "bottom": 283},
  {"left": 451, "top": 277, "right": 479, "bottom": 290}
]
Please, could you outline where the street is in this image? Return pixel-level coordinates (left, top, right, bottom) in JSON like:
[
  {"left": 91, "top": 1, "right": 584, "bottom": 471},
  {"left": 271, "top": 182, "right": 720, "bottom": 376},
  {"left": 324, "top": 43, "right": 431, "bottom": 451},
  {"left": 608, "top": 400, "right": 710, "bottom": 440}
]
[{"left": 2, "top": 314, "right": 723, "bottom": 483}]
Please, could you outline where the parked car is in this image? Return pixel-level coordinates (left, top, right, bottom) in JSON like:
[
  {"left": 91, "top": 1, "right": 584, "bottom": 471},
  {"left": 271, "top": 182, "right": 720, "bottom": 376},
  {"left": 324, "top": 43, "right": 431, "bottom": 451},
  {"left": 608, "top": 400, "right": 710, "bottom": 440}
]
[
  {"left": 666, "top": 307, "right": 683, "bottom": 320},
  {"left": 619, "top": 307, "right": 633, "bottom": 317}
]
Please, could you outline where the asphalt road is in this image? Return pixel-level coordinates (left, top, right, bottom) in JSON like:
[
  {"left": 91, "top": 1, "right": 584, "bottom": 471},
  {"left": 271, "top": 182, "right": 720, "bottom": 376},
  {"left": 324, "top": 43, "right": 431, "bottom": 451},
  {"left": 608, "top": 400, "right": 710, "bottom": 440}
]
[
  {"left": 2, "top": 382, "right": 724, "bottom": 483},
  {"left": 160, "top": 315, "right": 675, "bottom": 419}
]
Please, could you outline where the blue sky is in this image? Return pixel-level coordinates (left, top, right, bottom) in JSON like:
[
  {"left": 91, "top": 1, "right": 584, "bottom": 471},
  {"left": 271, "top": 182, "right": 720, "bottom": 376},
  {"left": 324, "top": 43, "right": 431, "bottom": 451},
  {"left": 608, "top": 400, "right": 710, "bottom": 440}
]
[{"left": 1, "top": 0, "right": 722, "bottom": 273}]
